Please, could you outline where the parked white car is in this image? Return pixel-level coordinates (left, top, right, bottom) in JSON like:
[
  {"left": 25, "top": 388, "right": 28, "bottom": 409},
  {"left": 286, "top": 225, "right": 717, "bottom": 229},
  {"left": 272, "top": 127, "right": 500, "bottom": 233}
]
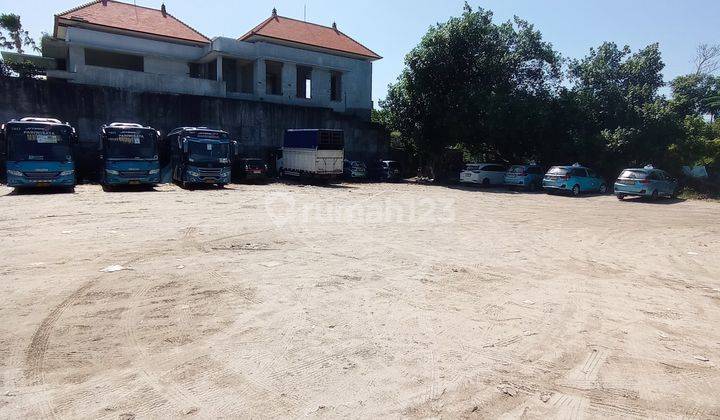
[{"left": 460, "top": 163, "right": 507, "bottom": 186}]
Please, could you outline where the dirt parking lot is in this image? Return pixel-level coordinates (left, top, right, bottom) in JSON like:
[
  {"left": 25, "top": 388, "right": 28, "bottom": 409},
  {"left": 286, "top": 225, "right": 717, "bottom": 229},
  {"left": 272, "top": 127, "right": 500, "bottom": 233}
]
[{"left": 0, "top": 182, "right": 719, "bottom": 418}]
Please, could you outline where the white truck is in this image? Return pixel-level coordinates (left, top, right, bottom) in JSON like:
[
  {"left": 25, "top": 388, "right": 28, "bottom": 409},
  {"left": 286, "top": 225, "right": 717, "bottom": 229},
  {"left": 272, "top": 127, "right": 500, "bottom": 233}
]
[{"left": 277, "top": 129, "right": 344, "bottom": 179}]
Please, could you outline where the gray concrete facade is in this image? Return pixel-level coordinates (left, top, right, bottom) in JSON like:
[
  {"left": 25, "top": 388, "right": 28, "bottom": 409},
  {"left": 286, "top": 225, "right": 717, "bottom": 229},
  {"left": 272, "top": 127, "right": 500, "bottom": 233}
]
[{"left": 45, "top": 24, "right": 376, "bottom": 120}]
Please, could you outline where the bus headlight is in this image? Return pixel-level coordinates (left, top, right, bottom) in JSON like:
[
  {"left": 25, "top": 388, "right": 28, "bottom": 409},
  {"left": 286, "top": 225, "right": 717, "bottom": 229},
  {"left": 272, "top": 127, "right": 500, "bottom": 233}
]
[
  {"left": 60, "top": 170, "right": 74, "bottom": 176},
  {"left": 106, "top": 169, "right": 120, "bottom": 175},
  {"left": 7, "top": 170, "right": 23, "bottom": 176},
  {"left": 148, "top": 169, "right": 160, "bottom": 175}
]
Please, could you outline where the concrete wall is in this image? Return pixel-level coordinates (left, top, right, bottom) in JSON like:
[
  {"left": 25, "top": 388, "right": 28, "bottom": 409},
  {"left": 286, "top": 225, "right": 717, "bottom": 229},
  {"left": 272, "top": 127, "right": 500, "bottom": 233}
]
[
  {"left": 71, "top": 65, "right": 226, "bottom": 97},
  {"left": 0, "top": 77, "right": 388, "bottom": 178}
]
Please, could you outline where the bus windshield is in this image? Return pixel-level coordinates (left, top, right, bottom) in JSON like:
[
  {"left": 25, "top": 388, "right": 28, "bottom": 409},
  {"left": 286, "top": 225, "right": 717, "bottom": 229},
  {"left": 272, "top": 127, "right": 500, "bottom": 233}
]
[
  {"left": 187, "top": 139, "right": 230, "bottom": 163},
  {"left": 7, "top": 125, "right": 72, "bottom": 162},
  {"left": 105, "top": 130, "right": 157, "bottom": 160}
]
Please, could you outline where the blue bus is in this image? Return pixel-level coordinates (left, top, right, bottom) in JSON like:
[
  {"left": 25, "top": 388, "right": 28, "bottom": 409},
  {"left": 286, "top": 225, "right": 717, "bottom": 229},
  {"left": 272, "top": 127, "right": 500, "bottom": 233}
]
[
  {"left": 2, "top": 117, "right": 77, "bottom": 190},
  {"left": 163, "top": 127, "right": 237, "bottom": 188},
  {"left": 100, "top": 123, "right": 161, "bottom": 187}
]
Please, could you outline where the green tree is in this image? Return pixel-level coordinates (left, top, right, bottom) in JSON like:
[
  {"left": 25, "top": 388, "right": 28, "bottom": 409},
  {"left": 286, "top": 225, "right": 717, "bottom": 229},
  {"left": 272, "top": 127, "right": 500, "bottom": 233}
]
[
  {"left": 380, "top": 4, "right": 561, "bottom": 169},
  {"left": 670, "top": 74, "right": 720, "bottom": 120},
  {"left": 0, "top": 13, "right": 37, "bottom": 54},
  {"left": 378, "top": 6, "right": 720, "bottom": 182},
  {"left": 564, "top": 42, "right": 675, "bottom": 174}
]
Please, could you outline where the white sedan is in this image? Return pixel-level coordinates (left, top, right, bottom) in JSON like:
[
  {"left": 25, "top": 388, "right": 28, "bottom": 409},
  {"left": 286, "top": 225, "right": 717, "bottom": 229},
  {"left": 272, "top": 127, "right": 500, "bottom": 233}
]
[{"left": 460, "top": 163, "right": 507, "bottom": 186}]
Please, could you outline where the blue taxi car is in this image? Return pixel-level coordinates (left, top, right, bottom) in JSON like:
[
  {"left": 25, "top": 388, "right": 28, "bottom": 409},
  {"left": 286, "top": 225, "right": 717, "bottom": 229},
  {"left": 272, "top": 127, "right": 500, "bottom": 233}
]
[
  {"left": 542, "top": 164, "right": 608, "bottom": 196},
  {"left": 614, "top": 166, "right": 678, "bottom": 200}
]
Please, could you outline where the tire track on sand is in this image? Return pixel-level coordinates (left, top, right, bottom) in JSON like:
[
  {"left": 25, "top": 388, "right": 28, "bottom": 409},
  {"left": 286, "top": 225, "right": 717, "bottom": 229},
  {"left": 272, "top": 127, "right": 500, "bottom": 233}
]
[
  {"left": 24, "top": 279, "right": 97, "bottom": 418},
  {"left": 121, "top": 279, "right": 221, "bottom": 418}
]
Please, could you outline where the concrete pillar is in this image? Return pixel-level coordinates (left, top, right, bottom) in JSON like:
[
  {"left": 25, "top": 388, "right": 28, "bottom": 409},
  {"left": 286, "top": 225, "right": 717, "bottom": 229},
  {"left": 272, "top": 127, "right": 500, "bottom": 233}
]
[
  {"left": 216, "top": 56, "right": 223, "bottom": 82},
  {"left": 68, "top": 45, "right": 85, "bottom": 73},
  {"left": 282, "top": 62, "right": 296, "bottom": 101},
  {"left": 254, "top": 59, "right": 266, "bottom": 98},
  {"left": 313, "top": 69, "right": 331, "bottom": 107}
]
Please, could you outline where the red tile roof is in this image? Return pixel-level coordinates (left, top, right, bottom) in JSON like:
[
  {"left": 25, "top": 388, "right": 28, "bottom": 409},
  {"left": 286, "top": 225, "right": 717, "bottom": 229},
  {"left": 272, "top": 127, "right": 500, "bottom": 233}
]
[
  {"left": 240, "top": 15, "right": 381, "bottom": 61},
  {"left": 56, "top": 0, "right": 209, "bottom": 44}
]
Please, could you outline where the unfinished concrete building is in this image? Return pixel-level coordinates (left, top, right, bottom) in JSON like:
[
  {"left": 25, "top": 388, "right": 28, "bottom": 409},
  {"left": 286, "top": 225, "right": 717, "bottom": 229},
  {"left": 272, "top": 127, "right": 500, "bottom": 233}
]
[{"left": 40, "top": 1, "right": 381, "bottom": 120}]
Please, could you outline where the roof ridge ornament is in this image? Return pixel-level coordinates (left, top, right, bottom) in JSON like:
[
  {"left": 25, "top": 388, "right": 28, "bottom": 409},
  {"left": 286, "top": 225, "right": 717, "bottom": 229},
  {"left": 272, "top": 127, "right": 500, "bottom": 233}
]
[
  {"left": 332, "top": 21, "right": 337, "bottom": 31},
  {"left": 272, "top": 7, "right": 278, "bottom": 18},
  {"left": 161, "top": 3, "right": 167, "bottom": 17}
]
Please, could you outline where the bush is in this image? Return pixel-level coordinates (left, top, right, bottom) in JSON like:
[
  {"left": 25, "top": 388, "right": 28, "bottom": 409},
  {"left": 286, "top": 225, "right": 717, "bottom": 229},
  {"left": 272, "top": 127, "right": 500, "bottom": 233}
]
[
  {"left": 0, "top": 59, "right": 9, "bottom": 77},
  {"left": 0, "top": 59, "right": 44, "bottom": 78}
]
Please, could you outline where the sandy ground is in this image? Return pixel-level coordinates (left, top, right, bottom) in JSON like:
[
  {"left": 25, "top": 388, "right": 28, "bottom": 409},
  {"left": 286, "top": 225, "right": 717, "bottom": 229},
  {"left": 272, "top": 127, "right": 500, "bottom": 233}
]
[{"left": 0, "top": 181, "right": 719, "bottom": 419}]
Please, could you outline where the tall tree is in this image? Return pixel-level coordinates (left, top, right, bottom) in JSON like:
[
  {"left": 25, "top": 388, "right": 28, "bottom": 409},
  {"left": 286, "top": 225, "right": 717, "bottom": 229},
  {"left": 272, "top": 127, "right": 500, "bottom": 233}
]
[
  {"left": 0, "top": 13, "right": 37, "bottom": 54},
  {"left": 670, "top": 74, "right": 720, "bottom": 120},
  {"left": 565, "top": 42, "right": 674, "bottom": 172},
  {"left": 380, "top": 4, "right": 561, "bottom": 167}
]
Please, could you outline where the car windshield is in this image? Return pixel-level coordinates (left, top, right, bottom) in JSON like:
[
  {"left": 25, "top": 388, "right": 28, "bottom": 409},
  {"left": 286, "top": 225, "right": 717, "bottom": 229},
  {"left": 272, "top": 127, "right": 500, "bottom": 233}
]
[
  {"left": 547, "top": 166, "right": 568, "bottom": 175},
  {"left": 244, "top": 159, "right": 265, "bottom": 168},
  {"left": 508, "top": 165, "right": 526, "bottom": 173},
  {"left": 465, "top": 164, "right": 480, "bottom": 171},
  {"left": 619, "top": 170, "right": 648, "bottom": 179},
  {"left": 187, "top": 139, "right": 229, "bottom": 163},
  {"left": 105, "top": 130, "right": 156, "bottom": 159},
  {"left": 7, "top": 126, "right": 72, "bottom": 162}
]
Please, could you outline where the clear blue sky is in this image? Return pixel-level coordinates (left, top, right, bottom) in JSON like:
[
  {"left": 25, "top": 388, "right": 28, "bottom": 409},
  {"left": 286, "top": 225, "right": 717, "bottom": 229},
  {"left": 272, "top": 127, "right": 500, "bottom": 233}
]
[{"left": 7, "top": 0, "right": 720, "bottom": 105}]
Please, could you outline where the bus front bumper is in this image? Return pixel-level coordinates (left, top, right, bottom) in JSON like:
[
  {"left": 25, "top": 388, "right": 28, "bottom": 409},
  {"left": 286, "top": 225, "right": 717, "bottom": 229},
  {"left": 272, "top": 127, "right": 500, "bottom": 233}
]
[
  {"left": 7, "top": 170, "right": 75, "bottom": 188},
  {"left": 185, "top": 168, "right": 231, "bottom": 185},
  {"left": 104, "top": 170, "right": 160, "bottom": 186}
]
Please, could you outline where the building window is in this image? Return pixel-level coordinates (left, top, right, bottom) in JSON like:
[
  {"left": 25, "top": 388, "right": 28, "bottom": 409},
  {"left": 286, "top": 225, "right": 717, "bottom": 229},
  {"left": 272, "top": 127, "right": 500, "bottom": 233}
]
[
  {"left": 296, "top": 66, "right": 312, "bottom": 99},
  {"left": 265, "top": 60, "right": 283, "bottom": 96},
  {"left": 85, "top": 48, "right": 143, "bottom": 72},
  {"left": 222, "top": 58, "right": 255, "bottom": 94},
  {"left": 189, "top": 62, "right": 217, "bottom": 81},
  {"left": 330, "top": 71, "right": 342, "bottom": 102}
]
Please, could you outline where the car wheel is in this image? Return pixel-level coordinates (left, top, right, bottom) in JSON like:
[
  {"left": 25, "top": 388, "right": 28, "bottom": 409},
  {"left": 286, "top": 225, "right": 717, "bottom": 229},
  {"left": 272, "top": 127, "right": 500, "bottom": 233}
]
[
  {"left": 599, "top": 183, "right": 607, "bottom": 194},
  {"left": 651, "top": 189, "right": 659, "bottom": 201},
  {"left": 572, "top": 184, "right": 581, "bottom": 197},
  {"left": 617, "top": 194, "right": 625, "bottom": 201},
  {"left": 482, "top": 178, "right": 490, "bottom": 187}
]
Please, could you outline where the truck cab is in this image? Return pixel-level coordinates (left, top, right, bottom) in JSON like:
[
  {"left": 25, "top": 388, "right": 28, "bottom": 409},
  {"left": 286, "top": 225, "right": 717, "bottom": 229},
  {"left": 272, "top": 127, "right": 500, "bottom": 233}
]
[
  {"left": 163, "top": 127, "right": 237, "bottom": 188},
  {"left": 2, "top": 117, "right": 77, "bottom": 190},
  {"left": 99, "top": 123, "right": 161, "bottom": 187}
]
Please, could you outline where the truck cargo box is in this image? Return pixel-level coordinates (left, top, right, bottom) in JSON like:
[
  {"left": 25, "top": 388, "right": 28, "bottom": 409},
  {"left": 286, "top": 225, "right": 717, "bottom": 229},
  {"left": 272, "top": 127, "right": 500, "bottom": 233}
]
[{"left": 280, "top": 130, "right": 344, "bottom": 178}]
